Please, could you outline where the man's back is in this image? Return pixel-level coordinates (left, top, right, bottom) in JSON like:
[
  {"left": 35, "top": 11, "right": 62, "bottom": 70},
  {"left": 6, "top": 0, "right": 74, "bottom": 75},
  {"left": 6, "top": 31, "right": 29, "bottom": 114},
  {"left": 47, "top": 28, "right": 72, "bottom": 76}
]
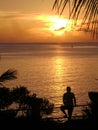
[{"left": 63, "top": 92, "right": 75, "bottom": 106}]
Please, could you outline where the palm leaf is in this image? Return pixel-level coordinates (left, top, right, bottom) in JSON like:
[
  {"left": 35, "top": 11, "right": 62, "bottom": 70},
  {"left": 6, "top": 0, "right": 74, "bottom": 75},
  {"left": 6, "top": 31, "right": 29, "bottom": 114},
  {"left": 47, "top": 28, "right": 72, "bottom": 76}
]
[
  {"left": 53, "top": 0, "right": 98, "bottom": 39},
  {"left": 0, "top": 69, "right": 17, "bottom": 82}
]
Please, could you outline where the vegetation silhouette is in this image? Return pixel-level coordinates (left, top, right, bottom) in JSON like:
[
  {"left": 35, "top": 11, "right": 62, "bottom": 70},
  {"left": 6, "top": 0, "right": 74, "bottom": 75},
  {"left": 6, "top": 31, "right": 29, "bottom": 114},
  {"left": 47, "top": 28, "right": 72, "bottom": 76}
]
[
  {"left": 82, "top": 92, "right": 98, "bottom": 123},
  {"left": 0, "top": 69, "right": 54, "bottom": 129},
  {"left": 0, "top": 69, "right": 17, "bottom": 86}
]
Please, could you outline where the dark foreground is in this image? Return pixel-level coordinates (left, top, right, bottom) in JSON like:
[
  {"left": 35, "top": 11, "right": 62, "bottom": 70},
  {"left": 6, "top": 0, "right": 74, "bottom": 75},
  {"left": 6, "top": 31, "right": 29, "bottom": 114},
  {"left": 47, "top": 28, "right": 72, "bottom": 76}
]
[{"left": 0, "top": 117, "right": 97, "bottom": 130}]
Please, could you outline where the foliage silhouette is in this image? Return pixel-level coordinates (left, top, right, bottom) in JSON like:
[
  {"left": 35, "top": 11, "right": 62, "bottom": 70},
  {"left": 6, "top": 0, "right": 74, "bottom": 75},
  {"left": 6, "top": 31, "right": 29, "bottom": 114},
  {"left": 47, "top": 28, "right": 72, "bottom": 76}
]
[
  {"left": 0, "top": 85, "right": 54, "bottom": 121},
  {"left": 0, "top": 69, "right": 54, "bottom": 126},
  {"left": 82, "top": 92, "right": 98, "bottom": 122},
  {"left": 0, "top": 87, "right": 12, "bottom": 110},
  {"left": 0, "top": 69, "right": 17, "bottom": 86}
]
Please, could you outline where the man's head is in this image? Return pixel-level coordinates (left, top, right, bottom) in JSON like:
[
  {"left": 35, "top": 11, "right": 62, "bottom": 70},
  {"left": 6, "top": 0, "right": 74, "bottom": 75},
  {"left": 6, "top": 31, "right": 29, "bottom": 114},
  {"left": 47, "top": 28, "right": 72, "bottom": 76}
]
[{"left": 66, "top": 86, "right": 71, "bottom": 92}]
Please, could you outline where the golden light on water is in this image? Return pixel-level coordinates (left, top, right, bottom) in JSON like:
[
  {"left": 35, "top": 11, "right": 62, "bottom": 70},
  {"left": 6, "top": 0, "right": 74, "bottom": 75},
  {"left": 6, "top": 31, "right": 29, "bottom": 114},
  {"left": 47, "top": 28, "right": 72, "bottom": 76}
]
[
  {"left": 55, "top": 57, "right": 63, "bottom": 81},
  {"left": 51, "top": 56, "right": 65, "bottom": 106},
  {"left": 54, "top": 56, "right": 65, "bottom": 93}
]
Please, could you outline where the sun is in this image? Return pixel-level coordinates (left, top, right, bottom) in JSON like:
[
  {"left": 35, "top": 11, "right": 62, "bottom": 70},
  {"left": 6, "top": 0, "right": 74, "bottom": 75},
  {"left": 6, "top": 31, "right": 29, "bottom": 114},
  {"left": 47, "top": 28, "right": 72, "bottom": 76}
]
[
  {"left": 49, "top": 17, "right": 72, "bottom": 35},
  {"left": 51, "top": 18, "right": 67, "bottom": 31}
]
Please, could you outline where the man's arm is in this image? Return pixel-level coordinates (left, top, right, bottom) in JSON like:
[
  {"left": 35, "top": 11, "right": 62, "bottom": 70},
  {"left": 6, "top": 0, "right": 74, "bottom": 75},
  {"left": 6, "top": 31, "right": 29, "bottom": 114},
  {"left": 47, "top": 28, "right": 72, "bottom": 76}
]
[
  {"left": 63, "top": 94, "right": 66, "bottom": 105},
  {"left": 73, "top": 94, "right": 76, "bottom": 107}
]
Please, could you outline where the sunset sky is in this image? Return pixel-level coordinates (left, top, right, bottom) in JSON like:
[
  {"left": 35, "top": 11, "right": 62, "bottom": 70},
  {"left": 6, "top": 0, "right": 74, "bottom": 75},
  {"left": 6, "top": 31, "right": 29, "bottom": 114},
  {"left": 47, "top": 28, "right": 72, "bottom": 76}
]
[{"left": 0, "top": 0, "right": 98, "bottom": 43}]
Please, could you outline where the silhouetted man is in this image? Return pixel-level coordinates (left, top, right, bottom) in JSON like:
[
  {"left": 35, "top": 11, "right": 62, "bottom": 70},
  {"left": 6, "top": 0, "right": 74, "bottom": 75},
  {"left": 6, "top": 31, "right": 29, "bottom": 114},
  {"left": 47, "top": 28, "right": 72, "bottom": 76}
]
[{"left": 60, "top": 86, "right": 76, "bottom": 121}]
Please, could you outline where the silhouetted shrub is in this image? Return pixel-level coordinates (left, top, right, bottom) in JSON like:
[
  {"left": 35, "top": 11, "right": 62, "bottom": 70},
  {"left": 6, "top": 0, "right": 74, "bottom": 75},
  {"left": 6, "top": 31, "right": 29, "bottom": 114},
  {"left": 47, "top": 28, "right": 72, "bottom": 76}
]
[
  {"left": 0, "top": 87, "right": 12, "bottom": 110},
  {"left": 41, "top": 98, "right": 54, "bottom": 115},
  {"left": 0, "top": 85, "right": 54, "bottom": 122},
  {"left": 82, "top": 92, "right": 98, "bottom": 121},
  {"left": 0, "top": 69, "right": 54, "bottom": 123}
]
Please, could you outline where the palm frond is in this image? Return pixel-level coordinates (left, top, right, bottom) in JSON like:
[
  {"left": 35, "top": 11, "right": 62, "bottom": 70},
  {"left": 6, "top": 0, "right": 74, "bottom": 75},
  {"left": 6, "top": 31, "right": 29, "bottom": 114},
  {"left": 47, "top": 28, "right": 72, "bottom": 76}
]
[
  {"left": 53, "top": 0, "right": 98, "bottom": 39},
  {"left": 0, "top": 69, "right": 17, "bottom": 82}
]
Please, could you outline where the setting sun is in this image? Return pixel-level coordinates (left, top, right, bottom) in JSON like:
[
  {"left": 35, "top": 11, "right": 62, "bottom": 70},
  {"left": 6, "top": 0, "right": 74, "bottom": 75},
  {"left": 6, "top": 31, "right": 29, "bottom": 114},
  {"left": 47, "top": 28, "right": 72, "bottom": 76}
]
[
  {"left": 50, "top": 18, "right": 67, "bottom": 31},
  {"left": 49, "top": 16, "right": 73, "bottom": 36}
]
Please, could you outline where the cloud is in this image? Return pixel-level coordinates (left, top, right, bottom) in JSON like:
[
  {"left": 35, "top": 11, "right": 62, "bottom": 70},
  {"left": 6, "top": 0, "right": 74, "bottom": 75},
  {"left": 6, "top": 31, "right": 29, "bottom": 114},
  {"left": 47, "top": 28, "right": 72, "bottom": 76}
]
[
  {"left": 0, "top": 11, "right": 21, "bottom": 19},
  {"left": 0, "top": 11, "right": 55, "bottom": 42}
]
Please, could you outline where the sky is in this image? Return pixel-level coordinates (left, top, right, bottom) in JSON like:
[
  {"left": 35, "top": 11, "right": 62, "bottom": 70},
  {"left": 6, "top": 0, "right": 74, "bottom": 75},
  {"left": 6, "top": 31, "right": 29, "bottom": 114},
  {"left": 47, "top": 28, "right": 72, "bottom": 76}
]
[{"left": 0, "top": 0, "right": 98, "bottom": 43}]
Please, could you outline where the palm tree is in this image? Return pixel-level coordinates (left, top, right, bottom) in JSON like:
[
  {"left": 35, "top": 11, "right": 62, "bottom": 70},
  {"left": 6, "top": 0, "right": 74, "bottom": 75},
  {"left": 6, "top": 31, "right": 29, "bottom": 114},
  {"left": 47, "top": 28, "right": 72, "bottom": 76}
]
[
  {"left": 52, "top": 0, "right": 98, "bottom": 39},
  {"left": 0, "top": 69, "right": 17, "bottom": 86}
]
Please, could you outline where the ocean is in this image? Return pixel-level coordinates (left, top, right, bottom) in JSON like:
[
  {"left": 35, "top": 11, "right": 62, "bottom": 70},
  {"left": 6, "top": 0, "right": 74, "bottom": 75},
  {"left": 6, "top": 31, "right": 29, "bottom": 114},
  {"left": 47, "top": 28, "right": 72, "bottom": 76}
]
[{"left": 0, "top": 42, "right": 98, "bottom": 118}]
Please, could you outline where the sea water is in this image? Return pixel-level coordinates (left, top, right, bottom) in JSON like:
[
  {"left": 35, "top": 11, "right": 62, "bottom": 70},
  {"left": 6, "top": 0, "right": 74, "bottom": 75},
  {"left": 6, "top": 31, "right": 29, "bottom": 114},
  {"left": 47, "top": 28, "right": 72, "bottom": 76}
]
[{"left": 0, "top": 42, "right": 98, "bottom": 118}]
